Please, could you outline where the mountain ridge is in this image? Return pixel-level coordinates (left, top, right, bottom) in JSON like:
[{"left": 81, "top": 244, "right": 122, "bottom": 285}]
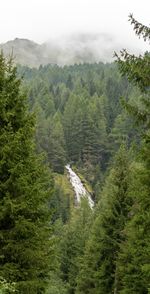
[
  {"left": 0, "top": 34, "right": 145, "bottom": 67},
  {"left": 0, "top": 34, "right": 119, "bottom": 67}
]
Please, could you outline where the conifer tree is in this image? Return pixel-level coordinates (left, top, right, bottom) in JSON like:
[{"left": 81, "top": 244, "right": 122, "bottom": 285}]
[
  {"left": 115, "top": 15, "right": 150, "bottom": 294},
  {"left": 60, "top": 199, "right": 92, "bottom": 294},
  {"left": 63, "top": 94, "right": 85, "bottom": 162},
  {"left": 48, "top": 112, "right": 66, "bottom": 173},
  {"left": 0, "top": 54, "right": 53, "bottom": 293},
  {"left": 76, "top": 145, "right": 131, "bottom": 294}
]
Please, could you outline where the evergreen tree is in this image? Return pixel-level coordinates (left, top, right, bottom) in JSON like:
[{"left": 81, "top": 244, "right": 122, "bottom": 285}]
[
  {"left": 63, "top": 94, "right": 85, "bottom": 162},
  {"left": 0, "top": 54, "right": 53, "bottom": 293},
  {"left": 115, "top": 15, "right": 150, "bottom": 294},
  {"left": 34, "top": 104, "right": 50, "bottom": 155},
  {"left": 60, "top": 199, "right": 92, "bottom": 294},
  {"left": 117, "top": 161, "right": 150, "bottom": 294},
  {"left": 76, "top": 146, "right": 131, "bottom": 294},
  {"left": 49, "top": 182, "right": 70, "bottom": 224},
  {"left": 48, "top": 112, "right": 66, "bottom": 173}
]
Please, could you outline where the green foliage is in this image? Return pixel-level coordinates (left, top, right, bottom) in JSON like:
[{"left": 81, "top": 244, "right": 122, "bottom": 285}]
[
  {"left": 115, "top": 15, "right": 150, "bottom": 294},
  {"left": 60, "top": 199, "right": 92, "bottom": 294},
  {"left": 0, "top": 277, "right": 16, "bottom": 294},
  {"left": 115, "top": 14, "right": 150, "bottom": 93},
  {"left": 18, "top": 61, "right": 132, "bottom": 185},
  {"left": 129, "top": 14, "right": 150, "bottom": 42},
  {"left": 0, "top": 53, "right": 54, "bottom": 293},
  {"left": 48, "top": 113, "right": 66, "bottom": 173},
  {"left": 45, "top": 275, "right": 68, "bottom": 294},
  {"left": 2, "top": 14, "right": 150, "bottom": 294},
  {"left": 117, "top": 161, "right": 150, "bottom": 294},
  {"left": 11, "top": 28, "right": 149, "bottom": 293},
  {"left": 49, "top": 183, "right": 69, "bottom": 223},
  {"left": 76, "top": 145, "right": 131, "bottom": 294},
  {"left": 110, "top": 87, "right": 142, "bottom": 153}
]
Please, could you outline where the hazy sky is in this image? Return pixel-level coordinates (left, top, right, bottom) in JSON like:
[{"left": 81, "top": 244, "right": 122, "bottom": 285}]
[{"left": 0, "top": 0, "right": 149, "bottom": 49}]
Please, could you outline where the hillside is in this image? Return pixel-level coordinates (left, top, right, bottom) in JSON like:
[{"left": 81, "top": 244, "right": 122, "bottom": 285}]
[{"left": 0, "top": 38, "right": 50, "bottom": 67}]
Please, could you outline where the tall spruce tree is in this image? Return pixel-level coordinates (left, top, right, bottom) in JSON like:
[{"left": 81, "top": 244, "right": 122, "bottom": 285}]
[
  {"left": 60, "top": 199, "right": 92, "bottom": 294},
  {"left": 76, "top": 145, "right": 131, "bottom": 294},
  {"left": 48, "top": 112, "right": 66, "bottom": 174},
  {"left": 115, "top": 15, "right": 150, "bottom": 294},
  {"left": 0, "top": 54, "right": 53, "bottom": 293}
]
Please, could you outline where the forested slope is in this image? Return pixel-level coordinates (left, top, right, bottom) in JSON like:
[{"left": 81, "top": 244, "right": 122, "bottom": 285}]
[
  {"left": 17, "top": 61, "right": 140, "bottom": 201},
  {"left": 0, "top": 15, "right": 149, "bottom": 294}
]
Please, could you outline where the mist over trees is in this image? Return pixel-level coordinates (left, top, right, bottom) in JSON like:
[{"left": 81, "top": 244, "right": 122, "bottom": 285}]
[{"left": 0, "top": 31, "right": 147, "bottom": 68}]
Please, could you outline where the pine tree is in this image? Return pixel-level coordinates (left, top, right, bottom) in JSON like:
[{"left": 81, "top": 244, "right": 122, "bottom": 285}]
[
  {"left": 76, "top": 145, "right": 131, "bottom": 294},
  {"left": 114, "top": 15, "right": 150, "bottom": 294},
  {"left": 48, "top": 112, "right": 66, "bottom": 174},
  {"left": 117, "top": 161, "right": 150, "bottom": 294},
  {"left": 63, "top": 94, "right": 85, "bottom": 162},
  {"left": 60, "top": 199, "right": 92, "bottom": 294},
  {"left": 0, "top": 54, "right": 54, "bottom": 293}
]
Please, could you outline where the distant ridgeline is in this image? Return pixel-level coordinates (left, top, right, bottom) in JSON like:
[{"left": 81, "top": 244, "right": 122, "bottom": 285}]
[
  {"left": 0, "top": 38, "right": 51, "bottom": 68},
  {"left": 0, "top": 34, "right": 125, "bottom": 67},
  {"left": 17, "top": 61, "right": 140, "bottom": 200}
]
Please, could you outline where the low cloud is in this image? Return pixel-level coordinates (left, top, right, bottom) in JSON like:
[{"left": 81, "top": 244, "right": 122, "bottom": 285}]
[{"left": 0, "top": 33, "right": 146, "bottom": 67}]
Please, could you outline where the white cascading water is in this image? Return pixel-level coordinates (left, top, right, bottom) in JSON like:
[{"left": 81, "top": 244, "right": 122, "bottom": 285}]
[{"left": 65, "top": 164, "right": 94, "bottom": 209}]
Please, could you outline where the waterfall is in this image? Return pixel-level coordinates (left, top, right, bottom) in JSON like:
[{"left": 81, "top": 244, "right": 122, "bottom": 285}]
[{"left": 65, "top": 164, "right": 94, "bottom": 209}]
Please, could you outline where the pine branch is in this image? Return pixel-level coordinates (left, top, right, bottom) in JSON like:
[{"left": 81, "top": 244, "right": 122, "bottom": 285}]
[{"left": 129, "top": 14, "right": 150, "bottom": 42}]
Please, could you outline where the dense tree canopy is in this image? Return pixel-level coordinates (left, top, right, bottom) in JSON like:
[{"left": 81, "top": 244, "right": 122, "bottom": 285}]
[{"left": 17, "top": 60, "right": 136, "bottom": 200}]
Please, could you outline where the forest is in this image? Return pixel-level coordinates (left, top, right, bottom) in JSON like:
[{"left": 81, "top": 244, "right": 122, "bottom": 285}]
[{"left": 0, "top": 15, "right": 150, "bottom": 293}]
